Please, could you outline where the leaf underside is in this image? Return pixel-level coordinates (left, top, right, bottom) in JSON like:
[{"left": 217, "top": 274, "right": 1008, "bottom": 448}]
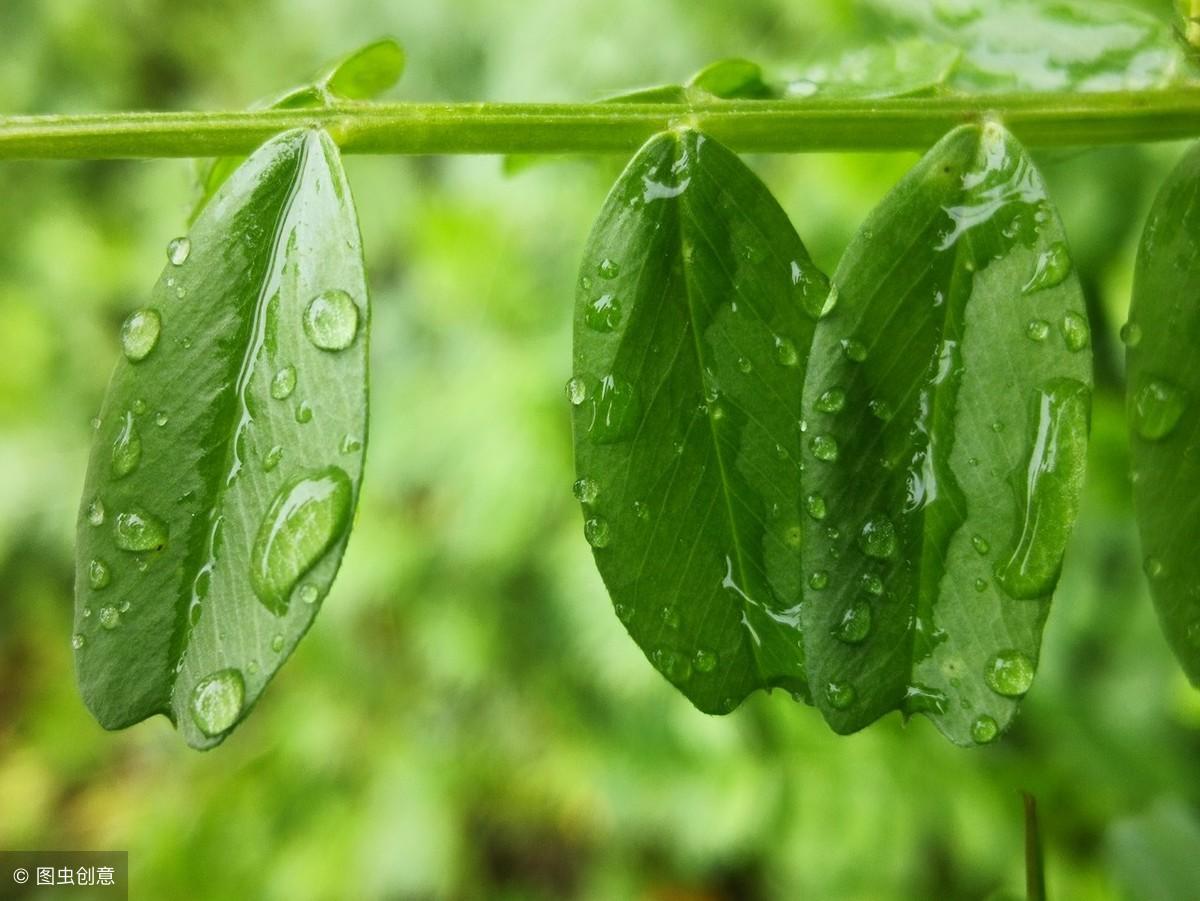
[
  {"left": 571, "top": 129, "right": 830, "bottom": 712},
  {"left": 1128, "top": 141, "right": 1200, "bottom": 685},
  {"left": 800, "top": 123, "right": 1092, "bottom": 745},
  {"left": 75, "top": 128, "right": 369, "bottom": 749}
]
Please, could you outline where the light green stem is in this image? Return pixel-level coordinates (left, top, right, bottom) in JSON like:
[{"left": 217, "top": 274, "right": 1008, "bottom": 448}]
[{"left": 3, "top": 91, "right": 1200, "bottom": 159}]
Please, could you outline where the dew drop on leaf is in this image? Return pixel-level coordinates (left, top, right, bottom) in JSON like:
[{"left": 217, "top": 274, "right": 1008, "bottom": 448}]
[
  {"left": 88, "top": 558, "right": 111, "bottom": 590},
  {"left": 773, "top": 335, "right": 799, "bottom": 367},
  {"left": 815, "top": 387, "right": 846, "bottom": 413},
  {"left": 72, "top": 634, "right": 85, "bottom": 650},
  {"left": 1144, "top": 555, "right": 1164, "bottom": 579},
  {"left": 971, "top": 534, "right": 990, "bottom": 555},
  {"left": 597, "top": 257, "right": 620, "bottom": 279},
  {"left": 833, "top": 600, "right": 872, "bottom": 644},
  {"left": 1060, "top": 311, "right": 1090, "bottom": 352},
  {"left": 87, "top": 498, "right": 105, "bottom": 526},
  {"left": 1025, "top": 319, "right": 1050, "bottom": 342},
  {"left": 585, "top": 375, "right": 640, "bottom": 443},
  {"left": 303, "top": 289, "right": 359, "bottom": 351},
  {"left": 166, "top": 236, "right": 191, "bottom": 266},
  {"left": 113, "top": 509, "right": 168, "bottom": 552},
  {"left": 298, "top": 583, "right": 320, "bottom": 605},
  {"left": 154, "top": 411, "right": 169, "bottom": 427},
  {"left": 805, "top": 493, "right": 827, "bottom": 521},
  {"left": 1131, "top": 377, "right": 1187, "bottom": 441},
  {"left": 295, "top": 402, "right": 313, "bottom": 424},
  {"left": 971, "top": 714, "right": 999, "bottom": 744},
  {"left": 1022, "top": 242, "right": 1070, "bottom": 294},
  {"left": 98, "top": 605, "right": 120, "bottom": 630},
  {"left": 262, "top": 445, "right": 283, "bottom": 472},
  {"left": 565, "top": 376, "right": 587, "bottom": 406},
  {"left": 271, "top": 365, "right": 297, "bottom": 400},
  {"left": 826, "top": 681, "right": 857, "bottom": 710},
  {"left": 858, "top": 515, "right": 897, "bottom": 559},
  {"left": 584, "top": 516, "right": 611, "bottom": 548},
  {"left": 694, "top": 649, "right": 717, "bottom": 673},
  {"left": 572, "top": 477, "right": 599, "bottom": 504},
  {"left": 983, "top": 650, "right": 1035, "bottom": 697},
  {"left": 842, "top": 338, "right": 868, "bottom": 362},
  {"left": 811, "top": 435, "right": 839, "bottom": 462},
  {"left": 271, "top": 634, "right": 285, "bottom": 653},
  {"left": 120, "top": 309, "right": 162, "bottom": 363},
  {"left": 1119, "top": 321, "right": 1142, "bottom": 348},
  {"left": 110, "top": 411, "right": 142, "bottom": 479},
  {"left": 190, "top": 668, "right": 245, "bottom": 737},
  {"left": 808, "top": 570, "right": 829, "bottom": 590},
  {"left": 861, "top": 573, "right": 884, "bottom": 596},
  {"left": 584, "top": 294, "right": 622, "bottom": 332}
]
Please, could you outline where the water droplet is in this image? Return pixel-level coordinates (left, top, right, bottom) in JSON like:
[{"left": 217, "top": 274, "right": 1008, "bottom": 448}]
[
  {"left": 805, "top": 493, "right": 827, "bottom": 521},
  {"left": 98, "top": 605, "right": 120, "bottom": 630},
  {"left": 811, "top": 435, "right": 839, "bottom": 462},
  {"left": 585, "top": 374, "right": 640, "bottom": 443},
  {"left": 694, "top": 649, "right": 717, "bottom": 673},
  {"left": 984, "top": 649, "right": 1035, "bottom": 697},
  {"left": 71, "top": 634, "right": 85, "bottom": 650},
  {"left": 597, "top": 257, "right": 620, "bottom": 279},
  {"left": 737, "top": 356, "right": 752, "bottom": 374},
  {"left": 271, "top": 634, "right": 285, "bottom": 653},
  {"left": 833, "top": 600, "right": 872, "bottom": 644},
  {"left": 902, "top": 683, "right": 947, "bottom": 715},
  {"left": 110, "top": 411, "right": 142, "bottom": 479},
  {"left": 1132, "top": 378, "right": 1187, "bottom": 441},
  {"left": 974, "top": 577, "right": 988, "bottom": 592},
  {"left": 614, "top": 603, "right": 633, "bottom": 623},
  {"left": 1060, "top": 311, "right": 1089, "bottom": 352},
  {"left": 131, "top": 398, "right": 147, "bottom": 415},
  {"left": 633, "top": 500, "right": 650, "bottom": 521},
  {"left": 826, "top": 681, "right": 856, "bottom": 710},
  {"left": 190, "top": 668, "right": 244, "bottom": 736},
  {"left": 970, "top": 714, "right": 999, "bottom": 744},
  {"left": 250, "top": 467, "right": 353, "bottom": 614},
  {"left": 842, "top": 339, "right": 868, "bottom": 362},
  {"left": 262, "top": 445, "right": 283, "bottom": 472},
  {"left": 808, "top": 570, "right": 829, "bottom": 590},
  {"left": 800, "top": 280, "right": 838, "bottom": 321},
  {"left": 868, "top": 399, "right": 892, "bottom": 420},
  {"left": 773, "top": 335, "right": 799, "bottom": 367},
  {"left": 1022, "top": 242, "right": 1071, "bottom": 294},
  {"left": 1120, "top": 321, "right": 1142, "bottom": 348},
  {"left": 996, "top": 379, "right": 1090, "bottom": 599},
  {"left": 1025, "top": 319, "right": 1050, "bottom": 342},
  {"left": 584, "top": 516, "right": 611, "bottom": 548},
  {"left": 120, "top": 309, "right": 162, "bottom": 362},
  {"left": 88, "top": 558, "right": 111, "bottom": 590},
  {"left": 584, "top": 294, "right": 622, "bottom": 332},
  {"left": 861, "top": 573, "right": 884, "bottom": 596},
  {"left": 167, "top": 236, "right": 191, "bottom": 266},
  {"left": 1144, "top": 555, "right": 1164, "bottom": 579},
  {"left": 340, "top": 435, "right": 362, "bottom": 454},
  {"left": 572, "top": 477, "right": 599, "bottom": 504},
  {"left": 858, "top": 516, "right": 897, "bottom": 559},
  {"left": 87, "top": 498, "right": 105, "bottom": 526},
  {"left": 566, "top": 377, "right": 587, "bottom": 406},
  {"left": 154, "top": 410, "right": 169, "bottom": 427},
  {"left": 815, "top": 387, "right": 846, "bottom": 414},
  {"left": 654, "top": 649, "right": 692, "bottom": 683},
  {"left": 303, "top": 289, "right": 359, "bottom": 351},
  {"left": 295, "top": 402, "right": 313, "bottom": 424},
  {"left": 971, "top": 534, "right": 990, "bottom": 555},
  {"left": 298, "top": 583, "right": 320, "bottom": 605},
  {"left": 114, "top": 509, "right": 168, "bottom": 552},
  {"left": 660, "top": 606, "right": 681, "bottom": 629},
  {"left": 271, "top": 365, "right": 297, "bottom": 400}
]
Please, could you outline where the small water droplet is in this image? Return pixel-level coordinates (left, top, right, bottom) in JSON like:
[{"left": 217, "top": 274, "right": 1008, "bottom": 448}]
[
  {"left": 660, "top": 606, "right": 681, "bottom": 629},
  {"left": 815, "top": 387, "right": 846, "bottom": 414},
  {"left": 655, "top": 648, "right": 692, "bottom": 683},
  {"left": 87, "top": 498, "right": 105, "bottom": 526},
  {"left": 573, "top": 477, "right": 599, "bottom": 504},
  {"left": 1061, "top": 311, "right": 1089, "bottom": 352},
  {"left": 295, "top": 402, "right": 313, "bottom": 424},
  {"left": 120, "top": 309, "right": 162, "bottom": 362},
  {"left": 271, "top": 634, "right": 285, "bottom": 653},
  {"left": 808, "top": 570, "right": 829, "bottom": 590},
  {"left": 833, "top": 600, "right": 872, "bottom": 644},
  {"left": 1025, "top": 319, "right": 1050, "bottom": 342},
  {"left": 131, "top": 398, "right": 148, "bottom": 415},
  {"left": 167, "top": 236, "right": 191, "bottom": 265},
  {"left": 71, "top": 634, "right": 85, "bottom": 650},
  {"left": 190, "top": 668, "right": 245, "bottom": 736},
  {"left": 736, "top": 356, "right": 752, "bottom": 374},
  {"left": 1144, "top": 555, "right": 1164, "bottom": 579},
  {"left": 299, "top": 583, "right": 320, "bottom": 605},
  {"left": 826, "top": 681, "right": 856, "bottom": 710},
  {"left": 861, "top": 573, "right": 884, "bottom": 596},
  {"left": 1120, "top": 321, "right": 1142, "bottom": 348},
  {"left": 991, "top": 420, "right": 1005, "bottom": 433},
  {"left": 303, "top": 289, "right": 359, "bottom": 351},
  {"left": 584, "top": 294, "right": 622, "bottom": 332},
  {"left": 566, "top": 377, "right": 587, "bottom": 406},
  {"left": 984, "top": 649, "right": 1035, "bottom": 697},
  {"left": 88, "top": 558, "right": 111, "bottom": 590},
  {"left": 858, "top": 516, "right": 897, "bottom": 560},
  {"left": 271, "top": 365, "right": 297, "bottom": 400},
  {"left": 585, "top": 516, "right": 611, "bottom": 548},
  {"left": 804, "top": 493, "right": 827, "bottom": 521},
  {"left": 1022, "top": 242, "right": 1071, "bottom": 294},
  {"left": 1132, "top": 378, "right": 1187, "bottom": 441},
  {"left": 262, "top": 445, "right": 283, "bottom": 472},
  {"left": 694, "top": 649, "right": 717, "bottom": 673},
  {"left": 842, "top": 339, "right": 868, "bottom": 362},
  {"left": 970, "top": 714, "right": 999, "bottom": 744},
  {"left": 111, "top": 411, "right": 142, "bottom": 479},
  {"left": 597, "top": 258, "right": 620, "bottom": 279},
  {"left": 971, "top": 534, "right": 990, "bottom": 555},
  {"left": 811, "top": 435, "right": 839, "bottom": 462},
  {"left": 614, "top": 603, "right": 633, "bottom": 623},
  {"left": 773, "top": 335, "right": 799, "bottom": 367},
  {"left": 154, "top": 410, "right": 169, "bottom": 427},
  {"left": 868, "top": 399, "right": 892, "bottom": 420},
  {"left": 98, "top": 605, "right": 120, "bottom": 630},
  {"left": 633, "top": 500, "right": 650, "bottom": 521},
  {"left": 114, "top": 509, "right": 168, "bottom": 552},
  {"left": 974, "top": 577, "right": 988, "bottom": 592}
]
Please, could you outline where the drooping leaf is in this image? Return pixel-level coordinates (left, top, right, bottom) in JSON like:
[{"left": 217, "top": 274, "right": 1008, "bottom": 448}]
[
  {"left": 785, "top": 39, "right": 962, "bottom": 99},
  {"left": 799, "top": 122, "right": 1092, "bottom": 744},
  {"left": 1127, "top": 141, "right": 1200, "bottom": 685},
  {"left": 865, "top": 0, "right": 1192, "bottom": 91},
  {"left": 571, "top": 129, "right": 830, "bottom": 712},
  {"left": 191, "top": 38, "right": 404, "bottom": 220},
  {"left": 75, "top": 128, "right": 369, "bottom": 749}
]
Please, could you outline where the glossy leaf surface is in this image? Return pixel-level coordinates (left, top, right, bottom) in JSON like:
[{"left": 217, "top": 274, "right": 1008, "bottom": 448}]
[
  {"left": 572, "top": 129, "right": 830, "bottom": 712},
  {"left": 786, "top": 39, "right": 962, "bottom": 99},
  {"left": 1127, "top": 141, "right": 1200, "bottom": 685},
  {"left": 76, "top": 129, "right": 369, "bottom": 749},
  {"left": 800, "top": 123, "right": 1091, "bottom": 744}
]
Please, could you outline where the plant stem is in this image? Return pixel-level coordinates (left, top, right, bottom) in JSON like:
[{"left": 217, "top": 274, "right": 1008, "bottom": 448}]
[{"left": 3, "top": 91, "right": 1200, "bottom": 159}]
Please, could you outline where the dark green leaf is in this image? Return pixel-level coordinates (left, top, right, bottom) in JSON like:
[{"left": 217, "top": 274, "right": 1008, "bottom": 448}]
[
  {"left": 800, "top": 123, "right": 1091, "bottom": 744},
  {"left": 571, "top": 129, "right": 830, "bottom": 712},
  {"left": 76, "top": 129, "right": 369, "bottom": 749},
  {"left": 1127, "top": 141, "right": 1200, "bottom": 685},
  {"left": 786, "top": 39, "right": 961, "bottom": 99}
]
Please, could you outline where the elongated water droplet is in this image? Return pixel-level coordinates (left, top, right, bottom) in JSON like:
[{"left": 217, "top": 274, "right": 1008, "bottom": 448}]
[
  {"left": 190, "top": 668, "right": 244, "bottom": 736},
  {"left": 586, "top": 375, "right": 640, "bottom": 443},
  {"left": 996, "top": 379, "right": 1090, "bottom": 599},
  {"left": 584, "top": 294, "right": 622, "bottom": 332},
  {"left": 815, "top": 387, "right": 846, "bottom": 414},
  {"left": 120, "top": 309, "right": 161, "bottom": 362},
  {"left": 572, "top": 477, "right": 599, "bottom": 504},
  {"left": 114, "top": 509, "right": 168, "bottom": 552},
  {"left": 858, "top": 515, "right": 897, "bottom": 559},
  {"left": 87, "top": 498, "right": 105, "bottom": 526},
  {"left": 971, "top": 714, "right": 999, "bottom": 744},
  {"left": 131, "top": 398, "right": 147, "bottom": 415},
  {"left": 111, "top": 411, "right": 142, "bottom": 479},
  {"left": 1060, "top": 311, "right": 1089, "bottom": 352},
  {"left": 811, "top": 435, "right": 839, "bottom": 462},
  {"left": 984, "top": 650, "right": 1035, "bottom": 697},
  {"left": 167, "top": 236, "right": 191, "bottom": 266},
  {"left": 1144, "top": 555, "right": 1164, "bottom": 579},
  {"left": 826, "top": 681, "right": 856, "bottom": 710},
  {"left": 566, "top": 377, "right": 587, "bottom": 406},
  {"left": 295, "top": 402, "right": 313, "bottom": 424},
  {"left": 833, "top": 600, "right": 872, "bottom": 644},
  {"left": 262, "top": 445, "right": 283, "bottom": 472},
  {"left": 971, "top": 534, "right": 990, "bottom": 555},
  {"left": 271, "top": 634, "right": 285, "bottom": 653},
  {"left": 1131, "top": 378, "right": 1187, "bottom": 441},
  {"left": 339, "top": 434, "right": 362, "bottom": 454},
  {"left": 88, "top": 558, "right": 111, "bottom": 590},
  {"left": 72, "top": 634, "right": 85, "bottom": 650},
  {"left": 584, "top": 516, "right": 611, "bottom": 548},
  {"left": 303, "top": 289, "right": 359, "bottom": 351},
  {"left": 805, "top": 493, "right": 827, "bottom": 521},
  {"left": 271, "top": 365, "right": 297, "bottom": 400},
  {"left": 250, "top": 467, "right": 353, "bottom": 615},
  {"left": 1022, "top": 242, "right": 1070, "bottom": 294},
  {"left": 773, "top": 336, "right": 799, "bottom": 367}
]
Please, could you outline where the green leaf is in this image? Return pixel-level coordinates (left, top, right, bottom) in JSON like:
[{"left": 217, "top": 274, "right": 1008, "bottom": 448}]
[
  {"left": 571, "top": 129, "right": 830, "bottom": 712},
  {"left": 1106, "top": 799, "right": 1200, "bottom": 900},
  {"left": 191, "top": 38, "right": 404, "bottom": 220},
  {"left": 865, "top": 0, "right": 1190, "bottom": 91},
  {"left": 800, "top": 122, "right": 1092, "bottom": 744},
  {"left": 1127, "top": 141, "right": 1200, "bottom": 685},
  {"left": 75, "top": 128, "right": 369, "bottom": 749},
  {"left": 686, "top": 58, "right": 773, "bottom": 99},
  {"left": 786, "top": 39, "right": 962, "bottom": 99}
]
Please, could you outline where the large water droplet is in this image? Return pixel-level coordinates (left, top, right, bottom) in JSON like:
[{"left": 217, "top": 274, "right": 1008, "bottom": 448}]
[
  {"left": 190, "top": 668, "right": 245, "bottom": 737},
  {"left": 111, "top": 411, "right": 142, "bottom": 479},
  {"left": 1060, "top": 312, "right": 1089, "bottom": 352},
  {"left": 250, "top": 467, "right": 353, "bottom": 615},
  {"left": 858, "top": 515, "right": 897, "bottom": 559},
  {"left": 970, "top": 714, "right": 999, "bottom": 744},
  {"left": 572, "top": 477, "right": 599, "bottom": 504},
  {"left": 584, "top": 516, "right": 611, "bottom": 548},
  {"left": 1022, "top": 242, "right": 1070, "bottom": 294},
  {"left": 1131, "top": 378, "right": 1187, "bottom": 441},
  {"left": 584, "top": 294, "right": 622, "bottom": 332},
  {"left": 833, "top": 600, "right": 871, "bottom": 644},
  {"left": 984, "top": 650, "right": 1035, "bottom": 697},
  {"left": 98, "top": 605, "right": 120, "bottom": 630},
  {"left": 996, "top": 379, "right": 1090, "bottom": 599},
  {"left": 167, "top": 236, "right": 191, "bottom": 266},
  {"left": 303, "top": 289, "right": 359, "bottom": 351},
  {"left": 811, "top": 435, "right": 839, "bottom": 462},
  {"left": 88, "top": 558, "right": 111, "bottom": 590},
  {"left": 120, "top": 309, "right": 161, "bottom": 362},
  {"left": 826, "top": 681, "right": 856, "bottom": 710},
  {"left": 815, "top": 387, "right": 846, "bottom": 414},
  {"left": 271, "top": 365, "right": 297, "bottom": 400},
  {"left": 114, "top": 509, "right": 168, "bottom": 552}
]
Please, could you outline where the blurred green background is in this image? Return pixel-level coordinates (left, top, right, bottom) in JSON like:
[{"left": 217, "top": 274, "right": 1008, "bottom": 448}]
[{"left": 2, "top": 1, "right": 1199, "bottom": 898}]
